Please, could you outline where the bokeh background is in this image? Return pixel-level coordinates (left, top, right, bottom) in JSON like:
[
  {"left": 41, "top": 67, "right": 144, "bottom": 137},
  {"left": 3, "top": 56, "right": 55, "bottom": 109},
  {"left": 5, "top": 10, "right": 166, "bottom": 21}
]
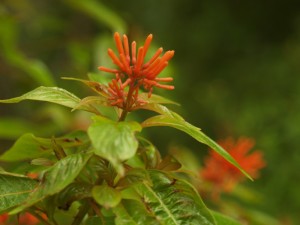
[{"left": 0, "top": 0, "right": 300, "bottom": 224}]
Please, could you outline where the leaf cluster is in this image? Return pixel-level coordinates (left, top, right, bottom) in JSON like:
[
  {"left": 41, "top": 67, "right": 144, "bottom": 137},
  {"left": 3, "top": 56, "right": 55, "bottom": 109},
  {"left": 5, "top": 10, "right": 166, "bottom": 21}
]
[{"left": 0, "top": 77, "right": 246, "bottom": 224}]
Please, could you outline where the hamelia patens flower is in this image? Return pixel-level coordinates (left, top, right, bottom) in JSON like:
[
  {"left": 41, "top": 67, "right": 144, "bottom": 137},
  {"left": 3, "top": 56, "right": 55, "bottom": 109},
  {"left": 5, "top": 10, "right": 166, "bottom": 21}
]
[
  {"left": 201, "top": 137, "right": 266, "bottom": 193},
  {"left": 98, "top": 32, "right": 174, "bottom": 110}
]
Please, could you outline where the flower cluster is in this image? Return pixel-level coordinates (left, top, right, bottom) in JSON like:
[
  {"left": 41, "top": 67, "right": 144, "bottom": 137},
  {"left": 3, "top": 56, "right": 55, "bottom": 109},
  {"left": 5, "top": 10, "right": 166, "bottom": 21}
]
[
  {"left": 99, "top": 32, "right": 174, "bottom": 110},
  {"left": 201, "top": 137, "right": 266, "bottom": 194}
]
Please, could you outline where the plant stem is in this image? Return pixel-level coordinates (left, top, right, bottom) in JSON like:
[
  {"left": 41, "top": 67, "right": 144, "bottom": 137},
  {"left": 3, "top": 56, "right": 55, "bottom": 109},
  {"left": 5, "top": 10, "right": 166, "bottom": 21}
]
[
  {"left": 118, "top": 83, "right": 136, "bottom": 122},
  {"left": 118, "top": 110, "right": 128, "bottom": 122},
  {"left": 51, "top": 137, "right": 67, "bottom": 160},
  {"left": 90, "top": 200, "right": 105, "bottom": 224},
  {"left": 71, "top": 201, "right": 90, "bottom": 225}
]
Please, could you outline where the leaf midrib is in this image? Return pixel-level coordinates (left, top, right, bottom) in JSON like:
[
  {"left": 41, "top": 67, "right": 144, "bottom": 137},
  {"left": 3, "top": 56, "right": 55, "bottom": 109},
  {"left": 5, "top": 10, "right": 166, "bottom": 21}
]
[
  {"left": 143, "top": 183, "right": 179, "bottom": 225},
  {"left": 0, "top": 189, "right": 33, "bottom": 197}
]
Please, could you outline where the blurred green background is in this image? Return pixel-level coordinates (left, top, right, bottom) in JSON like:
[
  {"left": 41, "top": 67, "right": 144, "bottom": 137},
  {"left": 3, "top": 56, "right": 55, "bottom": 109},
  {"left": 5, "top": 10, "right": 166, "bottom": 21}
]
[{"left": 0, "top": 0, "right": 300, "bottom": 224}]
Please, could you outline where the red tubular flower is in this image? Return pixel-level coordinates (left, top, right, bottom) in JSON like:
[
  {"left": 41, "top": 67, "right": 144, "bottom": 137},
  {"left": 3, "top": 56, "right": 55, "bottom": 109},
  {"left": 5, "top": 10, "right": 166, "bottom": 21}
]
[
  {"left": 0, "top": 213, "right": 8, "bottom": 223},
  {"left": 98, "top": 32, "right": 174, "bottom": 109},
  {"left": 19, "top": 212, "right": 44, "bottom": 225},
  {"left": 201, "top": 137, "right": 266, "bottom": 193}
]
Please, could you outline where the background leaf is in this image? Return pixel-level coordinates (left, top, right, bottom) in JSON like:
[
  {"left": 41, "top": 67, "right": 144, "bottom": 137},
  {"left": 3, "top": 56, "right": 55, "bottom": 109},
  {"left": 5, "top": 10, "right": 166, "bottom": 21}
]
[
  {"left": 0, "top": 17, "right": 55, "bottom": 86},
  {"left": 64, "top": 0, "right": 127, "bottom": 33},
  {"left": 88, "top": 116, "right": 141, "bottom": 174},
  {"left": 0, "top": 172, "right": 38, "bottom": 213}
]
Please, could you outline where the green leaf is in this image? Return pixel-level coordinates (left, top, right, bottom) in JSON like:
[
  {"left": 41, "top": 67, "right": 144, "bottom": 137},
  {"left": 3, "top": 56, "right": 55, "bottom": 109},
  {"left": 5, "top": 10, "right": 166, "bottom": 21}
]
[
  {"left": 114, "top": 200, "right": 161, "bottom": 225},
  {"left": 132, "top": 170, "right": 216, "bottom": 225},
  {"left": 92, "top": 184, "right": 122, "bottom": 208},
  {"left": 88, "top": 116, "right": 141, "bottom": 175},
  {"left": 0, "top": 172, "right": 38, "bottom": 213},
  {"left": 56, "top": 182, "right": 92, "bottom": 210},
  {"left": 211, "top": 211, "right": 243, "bottom": 225},
  {"left": 0, "top": 130, "right": 89, "bottom": 162},
  {"left": 0, "top": 86, "right": 95, "bottom": 113},
  {"left": 10, "top": 152, "right": 92, "bottom": 213},
  {"left": 84, "top": 216, "right": 115, "bottom": 225},
  {"left": 0, "top": 133, "right": 52, "bottom": 162},
  {"left": 84, "top": 216, "right": 105, "bottom": 225},
  {"left": 141, "top": 108, "right": 252, "bottom": 180},
  {"left": 65, "top": 0, "right": 127, "bottom": 33},
  {"left": 137, "top": 93, "right": 179, "bottom": 106},
  {"left": 0, "top": 118, "right": 42, "bottom": 139},
  {"left": 136, "top": 137, "right": 161, "bottom": 169},
  {"left": 0, "top": 18, "right": 55, "bottom": 86},
  {"left": 62, "top": 77, "right": 109, "bottom": 97}
]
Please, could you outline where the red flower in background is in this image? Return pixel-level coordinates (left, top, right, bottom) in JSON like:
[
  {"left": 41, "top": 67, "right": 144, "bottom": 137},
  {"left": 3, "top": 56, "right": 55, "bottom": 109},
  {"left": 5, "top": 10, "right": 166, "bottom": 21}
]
[
  {"left": 201, "top": 137, "right": 266, "bottom": 193},
  {"left": 98, "top": 32, "right": 174, "bottom": 110},
  {"left": 0, "top": 213, "right": 8, "bottom": 224},
  {"left": 19, "top": 213, "right": 40, "bottom": 225},
  {"left": 0, "top": 212, "right": 46, "bottom": 225}
]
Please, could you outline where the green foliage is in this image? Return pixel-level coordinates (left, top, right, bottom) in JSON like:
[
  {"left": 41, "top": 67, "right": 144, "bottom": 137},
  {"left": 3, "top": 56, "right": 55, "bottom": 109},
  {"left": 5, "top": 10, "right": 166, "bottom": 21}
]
[
  {"left": 92, "top": 184, "right": 122, "bottom": 208},
  {"left": 211, "top": 211, "right": 242, "bottom": 225},
  {"left": 141, "top": 104, "right": 251, "bottom": 179},
  {"left": 0, "top": 17, "right": 55, "bottom": 86},
  {"left": 88, "top": 116, "right": 141, "bottom": 174},
  {"left": 11, "top": 152, "right": 92, "bottom": 214},
  {"left": 0, "top": 86, "right": 93, "bottom": 112},
  {"left": 0, "top": 131, "right": 88, "bottom": 162},
  {"left": 0, "top": 77, "right": 242, "bottom": 223},
  {"left": 0, "top": 8, "right": 253, "bottom": 222},
  {"left": 129, "top": 170, "right": 216, "bottom": 225},
  {"left": 0, "top": 172, "right": 38, "bottom": 213}
]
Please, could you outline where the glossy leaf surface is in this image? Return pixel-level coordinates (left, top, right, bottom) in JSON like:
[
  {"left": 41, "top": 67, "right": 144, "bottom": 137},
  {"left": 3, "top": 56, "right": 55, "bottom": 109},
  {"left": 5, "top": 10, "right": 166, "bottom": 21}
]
[
  {"left": 0, "top": 172, "right": 38, "bottom": 213},
  {"left": 11, "top": 152, "right": 92, "bottom": 213},
  {"left": 88, "top": 116, "right": 141, "bottom": 174},
  {"left": 0, "top": 86, "right": 94, "bottom": 112},
  {"left": 126, "top": 170, "right": 216, "bottom": 225}
]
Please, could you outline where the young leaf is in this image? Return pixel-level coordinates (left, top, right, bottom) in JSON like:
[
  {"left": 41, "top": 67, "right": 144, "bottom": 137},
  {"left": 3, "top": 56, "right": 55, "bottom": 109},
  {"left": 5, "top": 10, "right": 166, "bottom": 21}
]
[
  {"left": 10, "top": 152, "right": 92, "bottom": 214},
  {"left": 92, "top": 184, "right": 122, "bottom": 208},
  {"left": 0, "top": 86, "right": 95, "bottom": 113},
  {"left": 132, "top": 170, "right": 216, "bottom": 225},
  {"left": 0, "top": 172, "right": 38, "bottom": 213},
  {"left": 88, "top": 116, "right": 141, "bottom": 175},
  {"left": 137, "top": 137, "right": 161, "bottom": 169},
  {"left": 141, "top": 108, "right": 252, "bottom": 180}
]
